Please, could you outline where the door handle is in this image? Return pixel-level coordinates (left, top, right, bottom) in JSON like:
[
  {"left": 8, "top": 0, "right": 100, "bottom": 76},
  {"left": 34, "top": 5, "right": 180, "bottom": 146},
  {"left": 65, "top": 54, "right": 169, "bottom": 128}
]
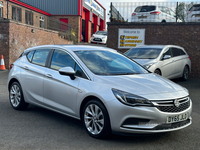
[
  {"left": 46, "top": 74, "right": 53, "bottom": 78},
  {"left": 24, "top": 66, "right": 29, "bottom": 70}
]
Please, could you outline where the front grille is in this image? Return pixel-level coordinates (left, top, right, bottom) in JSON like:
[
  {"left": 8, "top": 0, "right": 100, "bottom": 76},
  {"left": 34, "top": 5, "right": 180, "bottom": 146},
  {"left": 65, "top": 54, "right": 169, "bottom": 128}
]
[{"left": 151, "top": 97, "right": 190, "bottom": 113}]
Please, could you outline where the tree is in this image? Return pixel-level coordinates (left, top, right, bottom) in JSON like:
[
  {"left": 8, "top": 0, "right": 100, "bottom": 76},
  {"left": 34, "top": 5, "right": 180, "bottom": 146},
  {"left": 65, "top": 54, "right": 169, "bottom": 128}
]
[{"left": 175, "top": 2, "right": 197, "bottom": 22}]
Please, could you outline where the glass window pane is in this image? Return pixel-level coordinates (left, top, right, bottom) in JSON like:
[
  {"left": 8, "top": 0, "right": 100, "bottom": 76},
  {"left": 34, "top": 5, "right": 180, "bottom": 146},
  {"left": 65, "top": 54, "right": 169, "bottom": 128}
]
[
  {"left": 75, "top": 50, "right": 148, "bottom": 75},
  {"left": 50, "top": 49, "right": 75, "bottom": 70},
  {"left": 32, "top": 49, "right": 49, "bottom": 66},
  {"left": 27, "top": 50, "right": 35, "bottom": 62},
  {"left": 75, "top": 63, "right": 87, "bottom": 79}
]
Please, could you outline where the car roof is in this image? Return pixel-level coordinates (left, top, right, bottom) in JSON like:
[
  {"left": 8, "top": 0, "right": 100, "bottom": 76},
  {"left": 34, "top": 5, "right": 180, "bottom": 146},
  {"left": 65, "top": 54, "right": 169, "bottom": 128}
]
[{"left": 24, "top": 45, "right": 116, "bottom": 52}]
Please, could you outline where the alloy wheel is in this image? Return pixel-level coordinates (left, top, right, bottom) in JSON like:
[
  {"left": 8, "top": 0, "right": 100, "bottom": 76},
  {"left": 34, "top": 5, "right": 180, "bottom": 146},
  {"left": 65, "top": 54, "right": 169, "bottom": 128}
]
[
  {"left": 84, "top": 104, "right": 104, "bottom": 135},
  {"left": 10, "top": 84, "right": 21, "bottom": 107}
]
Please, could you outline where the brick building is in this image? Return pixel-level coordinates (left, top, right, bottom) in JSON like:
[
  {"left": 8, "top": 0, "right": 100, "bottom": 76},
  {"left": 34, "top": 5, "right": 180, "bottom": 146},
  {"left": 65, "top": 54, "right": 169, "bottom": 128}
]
[{"left": 0, "top": 0, "right": 106, "bottom": 43}]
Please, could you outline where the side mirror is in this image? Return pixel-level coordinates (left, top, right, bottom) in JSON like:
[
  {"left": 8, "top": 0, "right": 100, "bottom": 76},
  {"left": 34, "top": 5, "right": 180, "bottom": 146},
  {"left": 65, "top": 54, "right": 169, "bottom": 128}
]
[
  {"left": 59, "top": 67, "right": 76, "bottom": 80},
  {"left": 162, "top": 55, "right": 171, "bottom": 60}
]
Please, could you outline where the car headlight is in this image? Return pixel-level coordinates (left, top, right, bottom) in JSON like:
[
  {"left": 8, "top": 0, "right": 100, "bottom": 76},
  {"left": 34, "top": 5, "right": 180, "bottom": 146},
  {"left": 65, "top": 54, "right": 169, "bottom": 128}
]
[
  {"left": 112, "top": 89, "right": 154, "bottom": 107},
  {"left": 143, "top": 63, "right": 155, "bottom": 69},
  {"left": 102, "top": 37, "right": 106, "bottom": 39}
]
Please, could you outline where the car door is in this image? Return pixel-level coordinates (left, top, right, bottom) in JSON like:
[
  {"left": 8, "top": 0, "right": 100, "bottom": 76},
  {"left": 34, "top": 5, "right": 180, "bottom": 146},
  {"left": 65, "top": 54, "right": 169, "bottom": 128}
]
[
  {"left": 43, "top": 49, "right": 87, "bottom": 116},
  {"left": 171, "top": 47, "right": 185, "bottom": 77},
  {"left": 20, "top": 49, "right": 50, "bottom": 104},
  {"left": 159, "top": 48, "right": 175, "bottom": 78}
]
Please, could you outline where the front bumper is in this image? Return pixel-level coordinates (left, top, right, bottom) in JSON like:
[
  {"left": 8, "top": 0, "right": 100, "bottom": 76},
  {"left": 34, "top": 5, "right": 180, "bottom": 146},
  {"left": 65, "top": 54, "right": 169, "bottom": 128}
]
[
  {"left": 90, "top": 38, "right": 106, "bottom": 44},
  {"left": 106, "top": 98, "right": 192, "bottom": 134}
]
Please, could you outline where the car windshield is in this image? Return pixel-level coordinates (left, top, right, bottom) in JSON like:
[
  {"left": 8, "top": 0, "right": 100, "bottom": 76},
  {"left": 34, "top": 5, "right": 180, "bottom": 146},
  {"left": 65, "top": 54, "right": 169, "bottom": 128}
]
[
  {"left": 125, "top": 48, "right": 162, "bottom": 59},
  {"left": 135, "top": 6, "right": 156, "bottom": 12},
  {"left": 95, "top": 31, "right": 107, "bottom": 36},
  {"left": 74, "top": 50, "right": 148, "bottom": 75},
  {"left": 189, "top": 5, "right": 200, "bottom": 11}
]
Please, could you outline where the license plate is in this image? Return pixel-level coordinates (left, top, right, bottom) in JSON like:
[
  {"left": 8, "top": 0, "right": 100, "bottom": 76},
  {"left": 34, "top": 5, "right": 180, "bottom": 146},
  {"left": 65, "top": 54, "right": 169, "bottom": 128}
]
[
  {"left": 138, "top": 16, "right": 147, "bottom": 19},
  {"left": 166, "top": 112, "right": 188, "bottom": 123},
  {"left": 195, "top": 14, "right": 200, "bottom": 17},
  {"left": 95, "top": 38, "right": 101, "bottom": 41}
]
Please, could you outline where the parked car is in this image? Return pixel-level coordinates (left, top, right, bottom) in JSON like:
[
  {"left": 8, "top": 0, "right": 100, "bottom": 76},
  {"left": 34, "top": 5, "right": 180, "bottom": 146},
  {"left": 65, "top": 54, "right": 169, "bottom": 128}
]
[
  {"left": 187, "top": 4, "right": 200, "bottom": 22},
  {"left": 124, "top": 45, "right": 191, "bottom": 80},
  {"left": 131, "top": 5, "right": 181, "bottom": 22},
  {"left": 8, "top": 45, "right": 192, "bottom": 138},
  {"left": 90, "top": 31, "right": 107, "bottom": 44}
]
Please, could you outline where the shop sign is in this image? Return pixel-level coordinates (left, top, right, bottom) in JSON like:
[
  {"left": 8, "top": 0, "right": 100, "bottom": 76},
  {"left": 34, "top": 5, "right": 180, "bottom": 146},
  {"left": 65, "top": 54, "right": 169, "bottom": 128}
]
[
  {"left": 118, "top": 29, "right": 145, "bottom": 49},
  {"left": 84, "top": 0, "right": 104, "bottom": 17}
]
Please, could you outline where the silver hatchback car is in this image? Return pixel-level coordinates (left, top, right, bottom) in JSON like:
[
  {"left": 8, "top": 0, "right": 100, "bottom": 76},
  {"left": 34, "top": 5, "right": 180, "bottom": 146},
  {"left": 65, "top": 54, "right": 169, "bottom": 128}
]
[
  {"left": 125, "top": 45, "right": 191, "bottom": 80},
  {"left": 8, "top": 45, "right": 192, "bottom": 138}
]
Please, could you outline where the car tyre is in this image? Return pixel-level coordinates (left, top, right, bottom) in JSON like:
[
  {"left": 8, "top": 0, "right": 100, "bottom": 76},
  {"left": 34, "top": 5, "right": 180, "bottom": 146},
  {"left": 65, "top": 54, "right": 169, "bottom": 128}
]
[
  {"left": 82, "top": 100, "right": 111, "bottom": 139},
  {"left": 154, "top": 69, "right": 161, "bottom": 75},
  {"left": 182, "top": 66, "right": 189, "bottom": 81},
  {"left": 9, "top": 82, "right": 29, "bottom": 110}
]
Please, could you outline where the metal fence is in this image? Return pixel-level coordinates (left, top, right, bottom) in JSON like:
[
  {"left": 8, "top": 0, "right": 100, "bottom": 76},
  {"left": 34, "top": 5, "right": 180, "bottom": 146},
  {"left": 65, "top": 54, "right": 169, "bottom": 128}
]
[{"left": 110, "top": 1, "right": 200, "bottom": 23}]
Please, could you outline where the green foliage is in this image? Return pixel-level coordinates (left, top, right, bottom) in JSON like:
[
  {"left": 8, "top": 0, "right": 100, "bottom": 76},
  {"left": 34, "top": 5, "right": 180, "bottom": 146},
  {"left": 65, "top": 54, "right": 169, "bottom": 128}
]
[{"left": 176, "top": 2, "right": 197, "bottom": 22}]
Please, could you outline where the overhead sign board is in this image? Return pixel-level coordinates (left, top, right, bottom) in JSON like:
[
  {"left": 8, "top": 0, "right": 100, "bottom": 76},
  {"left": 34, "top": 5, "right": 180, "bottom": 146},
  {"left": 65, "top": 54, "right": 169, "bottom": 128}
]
[
  {"left": 84, "top": 0, "right": 104, "bottom": 17},
  {"left": 118, "top": 29, "right": 145, "bottom": 49}
]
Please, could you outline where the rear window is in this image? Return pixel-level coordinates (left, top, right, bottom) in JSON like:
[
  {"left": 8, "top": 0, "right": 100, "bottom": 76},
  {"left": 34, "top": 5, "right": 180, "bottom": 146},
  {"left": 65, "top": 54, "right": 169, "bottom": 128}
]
[
  {"left": 189, "top": 4, "right": 200, "bottom": 11},
  {"left": 134, "top": 6, "right": 156, "bottom": 12}
]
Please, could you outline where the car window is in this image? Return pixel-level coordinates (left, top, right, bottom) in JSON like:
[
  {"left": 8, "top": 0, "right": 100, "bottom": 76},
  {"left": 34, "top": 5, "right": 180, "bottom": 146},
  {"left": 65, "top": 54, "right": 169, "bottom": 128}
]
[
  {"left": 169, "top": 9, "right": 176, "bottom": 17},
  {"left": 162, "top": 48, "right": 172, "bottom": 59},
  {"left": 74, "top": 63, "right": 87, "bottom": 79},
  {"left": 172, "top": 48, "right": 186, "bottom": 57},
  {"left": 75, "top": 50, "right": 148, "bottom": 75},
  {"left": 32, "top": 49, "right": 49, "bottom": 66},
  {"left": 50, "top": 49, "right": 88, "bottom": 79},
  {"left": 50, "top": 49, "right": 75, "bottom": 70},
  {"left": 134, "top": 6, "right": 156, "bottom": 12},
  {"left": 189, "top": 4, "right": 200, "bottom": 11},
  {"left": 125, "top": 48, "right": 162, "bottom": 59},
  {"left": 95, "top": 31, "right": 107, "bottom": 35},
  {"left": 27, "top": 50, "right": 35, "bottom": 62}
]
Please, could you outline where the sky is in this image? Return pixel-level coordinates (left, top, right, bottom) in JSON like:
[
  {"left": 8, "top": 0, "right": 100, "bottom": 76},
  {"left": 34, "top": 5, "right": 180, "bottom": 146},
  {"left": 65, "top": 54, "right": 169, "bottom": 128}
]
[{"left": 97, "top": 0, "right": 199, "bottom": 22}]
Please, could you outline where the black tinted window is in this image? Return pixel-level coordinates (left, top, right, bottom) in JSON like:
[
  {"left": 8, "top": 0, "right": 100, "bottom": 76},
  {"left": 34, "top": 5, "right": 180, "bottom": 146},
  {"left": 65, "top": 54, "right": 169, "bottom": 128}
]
[
  {"left": 135, "top": 6, "right": 156, "bottom": 12},
  {"left": 125, "top": 48, "right": 162, "bottom": 59},
  {"left": 32, "top": 49, "right": 49, "bottom": 66},
  {"left": 50, "top": 49, "right": 75, "bottom": 70},
  {"left": 162, "top": 48, "right": 172, "bottom": 59},
  {"left": 171, "top": 48, "right": 185, "bottom": 57},
  {"left": 27, "top": 51, "right": 35, "bottom": 62},
  {"left": 189, "top": 5, "right": 200, "bottom": 11},
  {"left": 75, "top": 63, "right": 87, "bottom": 79}
]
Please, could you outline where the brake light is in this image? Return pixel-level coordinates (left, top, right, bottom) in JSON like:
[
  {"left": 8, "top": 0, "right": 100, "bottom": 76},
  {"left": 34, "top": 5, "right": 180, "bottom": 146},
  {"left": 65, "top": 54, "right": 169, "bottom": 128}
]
[
  {"left": 187, "top": 11, "right": 191, "bottom": 14},
  {"left": 188, "top": 56, "right": 191, "bottom": 59},
  {"left": 132, "top": 13, "right": 136, "bottom": 16},
  {"left": 150, "top": 11, "right": 161, "bottom": 15},
  {"left": 10, "top": 64, "right": 14, "bottom": 69}
]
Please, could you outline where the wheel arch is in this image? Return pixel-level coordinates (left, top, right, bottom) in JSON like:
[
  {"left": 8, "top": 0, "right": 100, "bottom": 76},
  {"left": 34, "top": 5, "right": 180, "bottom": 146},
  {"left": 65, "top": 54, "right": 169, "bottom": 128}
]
[
  {"left": 154, "top": 68, "right": 162, "bottom": 76},
  {"left": 79, "top": 96, "right": 110, "bottom": 121},
  {"left": 8, "top": 78, "right": 20, "bottom": 91}
]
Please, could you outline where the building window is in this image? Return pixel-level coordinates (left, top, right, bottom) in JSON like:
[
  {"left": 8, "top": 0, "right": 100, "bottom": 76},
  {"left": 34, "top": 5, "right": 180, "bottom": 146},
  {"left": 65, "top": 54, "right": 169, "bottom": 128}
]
[
  {"left": 0, "top": 2, "right": 3, "bottom": 18},
  {"left": 25, "top": 10, "right": 33, "bottom": 25},
  {"left": 40, "top": 16, "right": 45, "bottom": 28},
  {"left": 12, "top": 6, "right": 22, "bottom": 22}
]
